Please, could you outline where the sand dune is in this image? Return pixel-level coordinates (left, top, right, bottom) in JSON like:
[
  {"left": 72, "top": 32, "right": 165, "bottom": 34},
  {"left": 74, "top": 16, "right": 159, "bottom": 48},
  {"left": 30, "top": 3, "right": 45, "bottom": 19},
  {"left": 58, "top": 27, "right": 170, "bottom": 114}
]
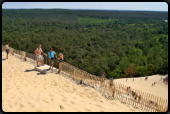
[
  {"left": 2, "top": 52, "right": 167, "bottom": 112},
  {"left": 113, "top": 75, "right": 168, "bottom": 100}
]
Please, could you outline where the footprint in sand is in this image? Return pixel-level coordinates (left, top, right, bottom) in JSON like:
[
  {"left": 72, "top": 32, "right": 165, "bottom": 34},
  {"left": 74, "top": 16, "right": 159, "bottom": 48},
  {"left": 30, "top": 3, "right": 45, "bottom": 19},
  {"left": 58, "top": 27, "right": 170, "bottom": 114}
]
[
  {"left": 130, "top": 109, "right": 135, "bottom": 111},
  {"left": 70, "top": 101, "right": 75, "bottom": 104},
  {"left": 7, "top": 100, "right": 11, "bottom": 103},
  {"left": 61, "top": 99, "right": 67, "bottom": 102},
  {"left": 28, "top": 102, "right": 35, "bottom": 108},
  {"left": 99, "top": 100, "right": 104, "bottom": 103},
  {"left": 111, "top": 102, "right": 115, "bottom": 105},
  {"left": 51, "top": 98, "right": 54, "bottom": 102},
  {"left": 61, "top": 95, "right": 67, "bottom": 99},
  {"left": 85, "top": 109, "right": 91, "bottom": 111},
  {"left": 59, "top": 105, "right": 64, "bottom": 109},
  {"left": 14, "top": 101, "right": 18, "bottom": 106},
  {"left": 8, "top": 104, "right": 13, "bottom": 108},
  {"left": 42, "top": 100, "right": 49, "bottom": 104},
  {"left": 20, "top": 103, "right": 24, "bottom": 108},
  {"left": 96, "top": 104, "right": 103, "bottom": 108},
  {"left": 79, "top": 95, "right": 83, "bottom": 98},
  {"left": 49, "top": 94, "right": 53, "bottom": 97}
]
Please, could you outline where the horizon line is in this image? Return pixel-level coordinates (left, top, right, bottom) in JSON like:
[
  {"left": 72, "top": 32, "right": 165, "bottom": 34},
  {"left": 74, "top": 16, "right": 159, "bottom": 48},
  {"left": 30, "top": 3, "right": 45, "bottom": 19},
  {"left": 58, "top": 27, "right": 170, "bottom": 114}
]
[{"left": 2, "top": 8, "right": 168, "bottom": 12}]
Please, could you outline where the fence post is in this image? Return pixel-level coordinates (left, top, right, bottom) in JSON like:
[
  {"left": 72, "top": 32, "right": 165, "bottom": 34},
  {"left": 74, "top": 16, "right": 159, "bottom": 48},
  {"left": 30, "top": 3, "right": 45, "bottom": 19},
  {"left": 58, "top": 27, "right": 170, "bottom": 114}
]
[
  {"left": 145, "top": 93, "right": 148, "bottom": 111},
  {"left": 72, "top": 66, "right": 74, "bottom": 78},
  {"left": 125, "top": 85, "right": 128, "bottom": 104},
  {"left": 142, "top": 92, "right": 145, "bottom": 110},
  {"left": 95, "top": 76, "right": 97, "bottom": 88},
  {"left": 159, "top": 97, "right": 162, "bottom": 112},
  {"left": 73, "top": 68, "right": 75, "bottom": 80},
  {"left": 155, "top": 96, "right": 158, "bottom": 112},
  {"left": 161, "top": 97, "right": 163, "bottom": 112},
  {"left": 113, "top": 86, "right": 115, "bottom": 98},
  {"left": 151, "top": 94, "right": 153, "bottom": 112},
  {"left": 114, "top": 82, "right": 117, "bottom": 99},
  {"left": 118, "top": 83, "right": 120, "bottom": 100},
  {"left": 162, "top": 99, "right": 165, "bottom": 112},
  {"left": 166, "top": 99, "right": 168, "bottom": 112},
  {"left": 152, "top": 94, "right": 154, "bottom": 112},
  {"left": 24, "top": 51, "right": 26, "bottom": 61},
  {"left": 122, "top": 85, "right": 124, "bottom": 103},
  {"left": 120, "top": 84, "right": 122, "bottom": 102},
  {"left": 137, "top": 90, "right": 140, "bottom": 108},
  {"left": 143, "top": 92, "right": 145, "bottom": 110},
  {"left": 147, "top": 93, "right": 149, "bottom": 111},
  {"left": 81, "top": 71, "right": 83, "bottom": 83},
  {"left": 134, "top": 90, "right": 136, "bottom": 107},
  {"left": 157, "top": 96, "right": 160, "bottom": 112},
  {"left": 148, "top": 93, "right": 150, "bottom": 111},
  {"left": 139, "top": 90, "right": 141, "bottom": 108}
]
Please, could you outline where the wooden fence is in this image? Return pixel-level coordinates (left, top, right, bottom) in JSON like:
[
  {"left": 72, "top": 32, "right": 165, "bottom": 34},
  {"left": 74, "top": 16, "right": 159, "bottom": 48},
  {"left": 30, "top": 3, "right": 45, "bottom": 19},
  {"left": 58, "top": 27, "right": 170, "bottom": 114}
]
[
  {"left": 60, "top": 54, "right": 168, "bottom": 112},
  {"left": 2, "top": 45, "right": 168, "bottom": 112}
]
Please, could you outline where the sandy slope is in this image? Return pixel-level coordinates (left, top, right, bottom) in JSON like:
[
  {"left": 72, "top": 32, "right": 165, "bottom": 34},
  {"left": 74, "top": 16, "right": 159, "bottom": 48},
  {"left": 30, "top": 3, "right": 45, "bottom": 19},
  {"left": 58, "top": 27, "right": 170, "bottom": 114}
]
[
  {"left": 113, "top": 75, "right": 168, "bottom": 100},
  {"left": 2, "top": 52, "right": 167, "bottom": 112}
]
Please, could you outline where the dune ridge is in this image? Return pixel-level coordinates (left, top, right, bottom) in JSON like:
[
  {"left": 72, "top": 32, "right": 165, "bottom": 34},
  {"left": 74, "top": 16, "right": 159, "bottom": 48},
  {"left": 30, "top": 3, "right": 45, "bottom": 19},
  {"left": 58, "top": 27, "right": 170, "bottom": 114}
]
[{"left": 2, "top": 52, "right": 168, "bottom": 112}]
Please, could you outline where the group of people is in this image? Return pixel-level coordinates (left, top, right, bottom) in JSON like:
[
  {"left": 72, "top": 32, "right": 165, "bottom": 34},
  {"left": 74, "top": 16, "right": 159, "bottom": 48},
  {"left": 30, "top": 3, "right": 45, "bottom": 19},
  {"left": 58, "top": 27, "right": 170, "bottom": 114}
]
[
  {"left": 126, "top": 87, "right": 143, "bottom": 102},
  {"left": 149, "top": 100, "right": 158, "bottom": 107},
  {"left": 126, "top": 78, "right": 134, "bottom": 82},
  {"left": 162, "top": 76, "right": 168, "bottom": 85},
  {"left": 100, "top": 72, "right": 114, "bottom": 89},
  {"left": 160, "top": 76, "right": 168, "bottom": 85},
  {"left": 151, "top": 81, "right": 157, "bottom": 87},
  {"left": 35, "top": 45, "right": 64, "bottom": 73},
  {"left": 126, "top": 87, "right": 158, "bottom": 107}
]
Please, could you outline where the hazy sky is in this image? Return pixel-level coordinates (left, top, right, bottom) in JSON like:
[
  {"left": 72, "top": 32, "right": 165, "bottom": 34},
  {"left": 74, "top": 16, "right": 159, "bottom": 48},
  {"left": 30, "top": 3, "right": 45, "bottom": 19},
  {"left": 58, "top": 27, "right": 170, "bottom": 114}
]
[{"left": 2, "top": 2, "right": 168, "bottom": 11}]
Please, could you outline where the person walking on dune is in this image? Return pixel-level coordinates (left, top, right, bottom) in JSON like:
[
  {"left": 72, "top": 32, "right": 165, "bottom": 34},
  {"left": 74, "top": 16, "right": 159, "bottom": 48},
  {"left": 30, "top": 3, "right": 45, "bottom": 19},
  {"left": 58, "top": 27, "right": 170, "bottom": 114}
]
[
  {"left": 128, "top": 86, "right": 131, "bottom": 96},
  {"left": 126, "top": 87, "right": 129, "bottom": 95},
  {"left": 101, "top": 72, "right": 105, "bottom": 87},
  {"left": 48, "top": 48, "right": 57, "bottom": 70},
  {"left": 35, "top": 45, "right": 45, "bottom": 67},
  {"left": 6, "top": 42, "right": 9, "bottom": 59},
  {"left": 58, "top": 53, "right": 64, "bottom": 74}
]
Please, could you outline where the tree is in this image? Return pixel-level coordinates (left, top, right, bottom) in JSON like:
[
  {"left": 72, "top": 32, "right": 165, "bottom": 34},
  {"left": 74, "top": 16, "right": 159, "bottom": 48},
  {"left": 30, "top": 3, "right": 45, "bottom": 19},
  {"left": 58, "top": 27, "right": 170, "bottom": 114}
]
[
  {"left": 135, "top": 66, "right": 147, "bottom": 77},
  {"left": 124, "top": 64, "right": 137, "bottom": 78}
]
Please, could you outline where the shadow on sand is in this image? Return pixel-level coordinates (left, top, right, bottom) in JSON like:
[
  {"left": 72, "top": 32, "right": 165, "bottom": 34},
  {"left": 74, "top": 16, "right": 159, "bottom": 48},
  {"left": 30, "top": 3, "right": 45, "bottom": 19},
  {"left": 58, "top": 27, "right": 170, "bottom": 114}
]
[
  {"left": 37, "top": 72, "right": 45, "bottom": 75},
  {"left": 24, "top": 69, "right": 35, "bottom": 72},
  {"left": 2, "top": 58, "right": 6, "bottom": 60}
]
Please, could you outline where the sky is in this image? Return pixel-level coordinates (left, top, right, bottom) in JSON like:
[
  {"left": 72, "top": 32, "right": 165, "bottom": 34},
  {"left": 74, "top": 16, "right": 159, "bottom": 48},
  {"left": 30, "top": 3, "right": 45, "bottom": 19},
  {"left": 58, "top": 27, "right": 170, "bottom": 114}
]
[{"left": 2, "top": 2, "right": 168, "bottom": 11}]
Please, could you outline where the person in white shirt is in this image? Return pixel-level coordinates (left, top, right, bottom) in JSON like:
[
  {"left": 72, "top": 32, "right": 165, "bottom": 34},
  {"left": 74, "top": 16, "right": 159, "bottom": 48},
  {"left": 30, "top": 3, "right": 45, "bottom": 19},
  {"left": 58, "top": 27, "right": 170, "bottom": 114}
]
[
  {"left": 128, "top": 86, "right": 131, "bottom": 96},
  {"left": 35, "top": 45, "right": 45, "bottom": 67},
  {"left": 6, "top": 42, "right": 9, "bottom": 59}
]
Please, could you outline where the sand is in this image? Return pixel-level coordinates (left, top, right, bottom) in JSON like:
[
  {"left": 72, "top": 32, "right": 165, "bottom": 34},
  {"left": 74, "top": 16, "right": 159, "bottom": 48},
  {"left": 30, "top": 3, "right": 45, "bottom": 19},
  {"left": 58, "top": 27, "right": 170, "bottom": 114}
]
[
  {"left": 2, "top": 52, "right": 167, "bottom": 112},
  {"left": 113, "top": 75, "right": 168, "bottom": 100}
]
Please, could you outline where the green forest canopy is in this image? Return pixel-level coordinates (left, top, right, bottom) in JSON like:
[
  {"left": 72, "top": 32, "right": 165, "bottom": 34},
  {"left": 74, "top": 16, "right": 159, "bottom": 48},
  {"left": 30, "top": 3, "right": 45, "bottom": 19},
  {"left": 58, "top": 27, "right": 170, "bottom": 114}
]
[{"left": 2, "top": 9, "right": 168, "bottom": 79}]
